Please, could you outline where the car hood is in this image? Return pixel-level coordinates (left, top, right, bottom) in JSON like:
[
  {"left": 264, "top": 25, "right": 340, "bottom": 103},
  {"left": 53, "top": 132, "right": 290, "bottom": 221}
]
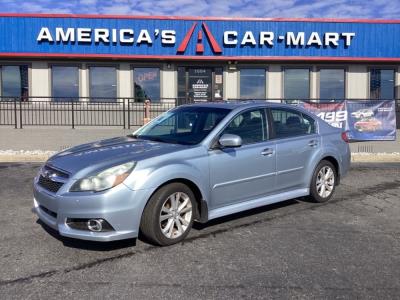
[{"left": 46, "top": 136, "right": 188, "bottom": 175}]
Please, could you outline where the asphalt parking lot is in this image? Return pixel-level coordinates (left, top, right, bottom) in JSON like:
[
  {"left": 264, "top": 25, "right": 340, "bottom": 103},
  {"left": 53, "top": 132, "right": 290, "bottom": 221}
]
[{"left": 0, "top": 162, "right": 399, "bottom": 299}]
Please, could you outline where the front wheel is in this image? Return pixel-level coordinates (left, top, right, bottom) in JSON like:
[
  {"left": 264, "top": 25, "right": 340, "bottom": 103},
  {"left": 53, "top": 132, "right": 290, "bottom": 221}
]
[
  {"left": 308, "top": 160, "right": 337, "bottom": 203},
  {"left": 140, "top": 183, "right": 195, "bottom": 246}
]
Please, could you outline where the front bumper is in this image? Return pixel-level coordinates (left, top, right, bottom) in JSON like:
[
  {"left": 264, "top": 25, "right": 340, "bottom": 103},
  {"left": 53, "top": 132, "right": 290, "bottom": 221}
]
[{"left": 33, "top": 179, "right": 154, "bottom": 242}]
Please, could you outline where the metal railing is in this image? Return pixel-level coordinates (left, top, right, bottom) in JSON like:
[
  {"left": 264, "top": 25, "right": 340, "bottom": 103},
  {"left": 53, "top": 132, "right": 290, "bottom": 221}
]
[
  {"left": 0, "top": 97, "right": 182, "bottom": 129},
  {"left": 0, "top": 97, "right": 399, "bottom": 129}
]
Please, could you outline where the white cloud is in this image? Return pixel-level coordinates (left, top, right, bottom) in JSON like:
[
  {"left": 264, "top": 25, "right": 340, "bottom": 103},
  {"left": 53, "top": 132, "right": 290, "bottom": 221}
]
[{"left": 0, "top": 0, "right": 399, "bottom": 19}]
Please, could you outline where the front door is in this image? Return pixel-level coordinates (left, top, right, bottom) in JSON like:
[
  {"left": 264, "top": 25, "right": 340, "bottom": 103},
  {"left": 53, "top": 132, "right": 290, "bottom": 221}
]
[
  {"left": 208, "top": 108, "right": 276, "bottom": 209},
  {"left": 177, "top": 67, "right": 223, "bottom": 103}
]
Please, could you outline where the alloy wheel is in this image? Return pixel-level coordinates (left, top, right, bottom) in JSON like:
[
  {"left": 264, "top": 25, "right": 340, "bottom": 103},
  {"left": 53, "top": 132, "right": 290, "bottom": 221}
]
[
  {"left": 159, "top": 192, "right": 192, "bottom": 239},
  {"left": 316, "top": 166, "right": 335, "bottom": 198}
]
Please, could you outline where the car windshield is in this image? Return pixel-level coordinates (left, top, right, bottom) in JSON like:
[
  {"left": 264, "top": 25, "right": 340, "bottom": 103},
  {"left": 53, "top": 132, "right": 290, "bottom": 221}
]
[{"left": 133, "top": 106, "right": 231, "bottom": 145}]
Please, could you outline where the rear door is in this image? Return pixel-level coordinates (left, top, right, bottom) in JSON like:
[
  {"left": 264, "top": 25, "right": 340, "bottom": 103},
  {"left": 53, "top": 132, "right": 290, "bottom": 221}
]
[
  {"left": 269, "top": 107, "right": 320, "bottom": 192},
  {"left": 208, "top": 108, "right": 276, "bottom": 209}
]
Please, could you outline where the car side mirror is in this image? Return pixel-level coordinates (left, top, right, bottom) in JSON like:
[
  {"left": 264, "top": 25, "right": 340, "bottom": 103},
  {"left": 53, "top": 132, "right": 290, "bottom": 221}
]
[{"left": 218, "top": 134, "right": 242, "bottom": 148}]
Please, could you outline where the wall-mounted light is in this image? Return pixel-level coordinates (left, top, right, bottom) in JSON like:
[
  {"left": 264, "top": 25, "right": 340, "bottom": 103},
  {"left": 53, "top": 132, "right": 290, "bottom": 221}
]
[{"left": 228, "top": 61, "right": 237, "bottom": 70}]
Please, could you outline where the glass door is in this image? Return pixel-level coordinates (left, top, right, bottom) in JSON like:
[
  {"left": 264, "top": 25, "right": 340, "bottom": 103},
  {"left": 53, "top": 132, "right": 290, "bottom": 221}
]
[{"left": 178, "top": 67, "right": 223, "bottom": 104}]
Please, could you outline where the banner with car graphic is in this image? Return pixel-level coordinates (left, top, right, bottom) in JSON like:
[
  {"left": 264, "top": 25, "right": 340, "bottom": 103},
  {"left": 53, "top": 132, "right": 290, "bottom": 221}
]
[
  {"left": 299, "top": 100, "right": 396, "bottom": 141},
  {"left": 346, "top": 100, "right": 396, "bottom": 141}
]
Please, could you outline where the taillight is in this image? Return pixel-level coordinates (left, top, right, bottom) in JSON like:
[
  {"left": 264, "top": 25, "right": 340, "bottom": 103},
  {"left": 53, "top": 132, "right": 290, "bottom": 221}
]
[{"left": 341, "top": 131, "right": 350, "bottom": 143}]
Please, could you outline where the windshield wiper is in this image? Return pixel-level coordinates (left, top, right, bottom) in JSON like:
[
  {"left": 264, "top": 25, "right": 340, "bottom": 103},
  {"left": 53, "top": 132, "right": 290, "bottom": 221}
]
[
  {"left": 143, "top": 136, "right": 170, "bottom": 143},
  {"left": 128, "top": 134, "right": 183, "bottom": 145},
  {"left": 127, "top": 134, "right": 140, "bottom": 139}
]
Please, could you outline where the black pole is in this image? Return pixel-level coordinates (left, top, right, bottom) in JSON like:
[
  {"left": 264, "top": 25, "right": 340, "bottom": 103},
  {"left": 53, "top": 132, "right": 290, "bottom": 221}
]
[
  {"left": 123, "top": 98, "right": 126, "bottom": 129},
  {"left": 71, "top": 100, "right": 75, "bottom": 129},
  {"left": 13, "top": 98, "right": 17, "bottom": 129},
  {"left": 19, "top": 98, "right": 22, "bottom": 129},
  {"left": 127, "top": 99, "right": 131, "bottom": 130}
]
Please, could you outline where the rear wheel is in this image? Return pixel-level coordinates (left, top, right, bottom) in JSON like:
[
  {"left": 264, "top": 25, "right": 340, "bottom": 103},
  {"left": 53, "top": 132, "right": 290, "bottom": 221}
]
[
  {"left": 140, "top": 183, "right": 195, "bottom": 246},
  {"left": 309, "top": 160, "right": 337, "bottom": 203}
]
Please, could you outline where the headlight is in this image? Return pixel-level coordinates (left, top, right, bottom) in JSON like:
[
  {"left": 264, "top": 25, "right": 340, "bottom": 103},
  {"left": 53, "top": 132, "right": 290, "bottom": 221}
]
[{"left": 70, "top": 162, "right": 136, "bottom": 192}]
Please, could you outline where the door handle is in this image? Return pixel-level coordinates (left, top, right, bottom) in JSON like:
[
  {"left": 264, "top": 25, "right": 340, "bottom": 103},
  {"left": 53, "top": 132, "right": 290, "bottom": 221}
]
[
  {"left": 261, "top": 148, "right": 274, "bottom": 156},
  {"left": 308, "top": 140, "right": 318, "bottom": 147}
]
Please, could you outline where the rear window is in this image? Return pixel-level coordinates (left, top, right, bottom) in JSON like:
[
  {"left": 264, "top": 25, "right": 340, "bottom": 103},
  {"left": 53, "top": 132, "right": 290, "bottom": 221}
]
[{"left": 271, "top": 108, "right": 316, "bottom": 138}]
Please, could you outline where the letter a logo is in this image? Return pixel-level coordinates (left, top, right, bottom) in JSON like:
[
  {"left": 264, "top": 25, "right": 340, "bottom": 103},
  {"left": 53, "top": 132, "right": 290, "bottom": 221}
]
[{"left": 177, "top": 22, "right": 222, "bottom": 55}]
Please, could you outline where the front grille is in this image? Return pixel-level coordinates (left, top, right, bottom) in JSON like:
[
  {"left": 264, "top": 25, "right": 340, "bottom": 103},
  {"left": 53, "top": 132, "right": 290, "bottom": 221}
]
[
  {"left": 38, "top": 175, "right": 64, "bottom": 193},
  {"left": 39, "top": 205, "right": 58, "bottom": 218}
]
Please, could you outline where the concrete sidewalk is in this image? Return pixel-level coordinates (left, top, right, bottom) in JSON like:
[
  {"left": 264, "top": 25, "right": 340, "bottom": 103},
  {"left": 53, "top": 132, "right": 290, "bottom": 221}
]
[{"left": 0, "top": 127, "right": 399, "bottom": 162}]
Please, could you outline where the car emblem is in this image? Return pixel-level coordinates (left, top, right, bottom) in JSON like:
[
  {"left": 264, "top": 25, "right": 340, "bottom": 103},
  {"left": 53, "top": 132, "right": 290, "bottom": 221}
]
[{"left": 42, "top": 168, "right": 55, "bottom": 179}]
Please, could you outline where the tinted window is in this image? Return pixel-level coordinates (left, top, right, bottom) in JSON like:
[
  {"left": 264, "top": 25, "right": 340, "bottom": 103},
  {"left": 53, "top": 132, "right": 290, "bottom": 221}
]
[
  {"left": 222, "top": 109, "right": 267, "bottom": 144},
  {"left": 52, "top": 66, "right": 79, "bottom": 100},
  {"left": 89, "top": 67, "right": 117, "bottom": 101},
  {"left": 135, "top": 107, "right": 230, "bottom": 145},
  {"left": 370, "top": 69, "right": 395, "bottom": 99},
  {"left": 134, "top": 67, "right": 160, "bottom": 102},
  {"left": 240, "top": 69, "right": 266, "bottom": 99},
  {"left": 284, "top": 68, "right": 310, "bottom": 99},
  {"left": 271, "top": 108, "right": 316, "bottom": 138},
  {"left": 1, "top": 65, "right": 29, "bottom": 98},
  {"left": 319, "top": 69, "right": 345, "bottom": 100}
]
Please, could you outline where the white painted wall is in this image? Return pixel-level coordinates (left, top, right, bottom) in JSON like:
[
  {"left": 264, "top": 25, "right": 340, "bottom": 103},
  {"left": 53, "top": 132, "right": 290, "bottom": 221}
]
[
  {"left": 30, "top": 61, "right": 50, "bottom": 98},
  {"left": 267, "top": 65, "right": 282, "bottom": 100},
  {"left": 80, "top": 64, "right": 88, "bottom": 98},
  {"left": 118, "top": 63, "right": 132, "bottom": 98},
  {"left": 224, "top": 68, "right": 239, "bottom": 100},
  {"left": 161, "top": 64, "right": 176, "bottom": 99},
  {"left": 347, "top": 65, "right": 368, "bottom": 99}
]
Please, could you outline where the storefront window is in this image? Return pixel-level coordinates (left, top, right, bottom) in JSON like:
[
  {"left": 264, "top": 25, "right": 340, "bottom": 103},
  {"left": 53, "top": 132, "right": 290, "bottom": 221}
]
[
  {"left": 1, "top": 65, "right": 29, "bottom": 99},
  {"left": 89, "top": 66, "right": 117, "bottom": 101},
  {"left": 319, "top": 69, "right": 345, "bottom": 100},
  {"left": 240, "top": 69, "right": 266, "bottom": 99},
  {"left": 51, "top": 66, "right": 79, "bottom": 100},
  {"left": 284, "top": 68, "right": 310, "bottom": 100},
  {"left": 133, "top": 67, "right": 160, "bottom": 102},
  {"left": 370, "top": 69, "right": 395, "bottom": 99}
]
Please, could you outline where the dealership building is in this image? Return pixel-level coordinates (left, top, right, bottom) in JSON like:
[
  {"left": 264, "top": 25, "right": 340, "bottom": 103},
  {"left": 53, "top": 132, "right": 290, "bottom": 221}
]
[{"left": 0, "top": 14, "right": 399, "bottom": 114}]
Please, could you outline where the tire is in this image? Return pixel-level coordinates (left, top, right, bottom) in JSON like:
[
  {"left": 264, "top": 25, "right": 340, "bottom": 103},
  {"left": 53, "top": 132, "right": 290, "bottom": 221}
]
[
  {"left": 308, "top": 160, "right": 337, "bottom": 203},
  {"left": 140, "top": 183, "right": 195, "bottom": 246}
]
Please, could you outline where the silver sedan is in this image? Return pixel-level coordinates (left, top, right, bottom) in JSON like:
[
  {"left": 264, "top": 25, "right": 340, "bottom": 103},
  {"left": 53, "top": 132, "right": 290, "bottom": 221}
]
[{"left": 33, "top": 101, "right": 351, "bottom": 246}]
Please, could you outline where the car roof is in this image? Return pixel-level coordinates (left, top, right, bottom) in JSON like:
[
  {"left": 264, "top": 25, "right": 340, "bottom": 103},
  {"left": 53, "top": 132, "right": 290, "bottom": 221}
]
[{"left": 179, "top": 100, "right": 297, "bottom": 111}]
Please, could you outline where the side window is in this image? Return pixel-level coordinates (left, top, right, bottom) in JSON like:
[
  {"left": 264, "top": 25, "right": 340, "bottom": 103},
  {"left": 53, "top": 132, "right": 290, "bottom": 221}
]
[
  {"left": 271, "top": 108, "right": 316, "bottom": 138},
  {"left": 203, "top": 111, "right": 226, "bottom": 131},
  {"left": 302, "top": 113, "right": 316, "bottom": 134},
  {"left": 222, "top": 109, "right": 267, "bottom": 144}
]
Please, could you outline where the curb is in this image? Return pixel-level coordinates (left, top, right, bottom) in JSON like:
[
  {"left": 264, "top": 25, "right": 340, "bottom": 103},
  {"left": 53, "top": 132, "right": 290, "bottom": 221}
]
[
  {"left": 1, "top": 152, "right": 400, "bottom": 163},
  {"left": 351, "top": 153, "right": 400, "bottom": 163}
]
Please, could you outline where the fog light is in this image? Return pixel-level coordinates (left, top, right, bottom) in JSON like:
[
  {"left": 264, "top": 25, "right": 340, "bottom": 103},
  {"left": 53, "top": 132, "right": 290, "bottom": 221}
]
[
  {"left": 87, "top": 219, "right": 103, "bottom": 232},
  {"left": 66, "top": 218, "right": 115, "bottom": 232}
]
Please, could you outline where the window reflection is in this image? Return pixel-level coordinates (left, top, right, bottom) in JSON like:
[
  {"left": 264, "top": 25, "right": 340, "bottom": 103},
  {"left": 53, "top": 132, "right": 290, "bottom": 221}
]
[
  {"left": 52, "top": 66, "right": 79, "bottom": 101},
  {"left": 284, "top": 69, "right": 310, "bottom": 99},
  {"left": 240, "top": 69, "right": 266, "bottom": 99},
  {"left": 134, "top": 67, "right": 160, "bottom": 102},
  {"left": 223, "top": 109, "right": 266, "bottom": 144},
  {"left": 271, "top": 108, "right": 316, "bottom": 138},
  {"left": 319, "top": 69, "right": 345, "bottom": 100},
  {"left": 370, "top": 69, "right": 394, "bottom": 99},
  {"left": 89, "top": 66, "right": 117, "bottom": 101},
  {"left": 1, "top": 65, "right": 29, "bottom": 99}
]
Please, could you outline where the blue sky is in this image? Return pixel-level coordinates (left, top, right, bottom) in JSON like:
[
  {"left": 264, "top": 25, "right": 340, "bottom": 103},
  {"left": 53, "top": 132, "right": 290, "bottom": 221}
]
[{"left": 0, "top": 0, "right": 399, "bottom": 19}]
